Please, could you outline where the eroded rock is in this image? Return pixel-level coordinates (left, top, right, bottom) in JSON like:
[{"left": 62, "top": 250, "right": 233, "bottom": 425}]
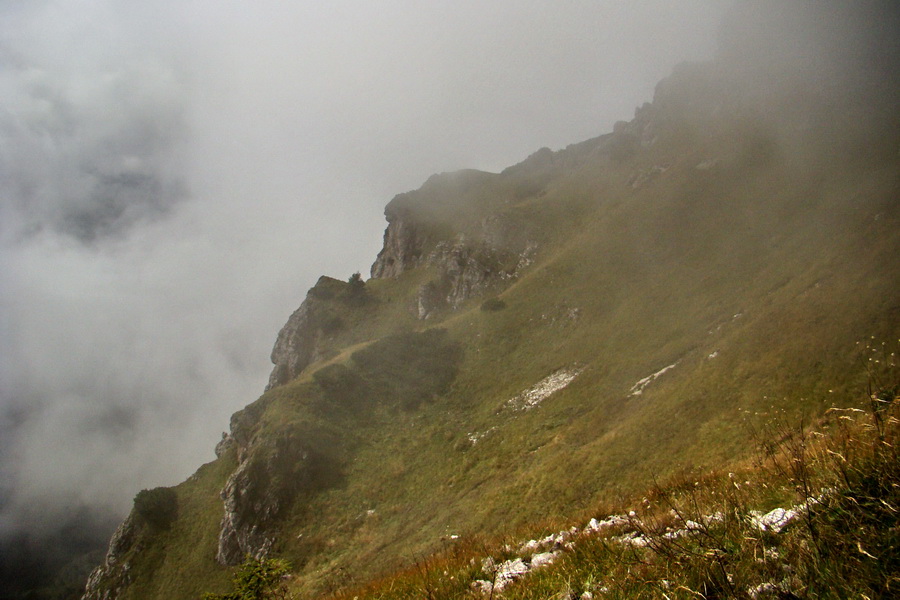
[
  {"left": 80, "top": 515, "right": 136, "bottom": 600},
  {"left": 216, "top": 426, "right": 341, "bottom": 565},
  {"left": 266, "top": 276, "right": 347, "bottom": 390}
]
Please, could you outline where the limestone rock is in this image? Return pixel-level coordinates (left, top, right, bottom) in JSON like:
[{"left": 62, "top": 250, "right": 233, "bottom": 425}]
[
  {"left": 266, "top": 276, "right": 346, "bottom": 390},
  {"left": 370, "top": 201, "right": 428, "bottom": 279},
  {"left": 80, "top": 515, "right": 136, "bottom": 600},
  {"left": 216, "top": 428, "right": 339, "bottom": 565},
  {"left": 215, "top": 432, "right": 235, "bottom": 458},
  {"left": 373, "top": 201, "right": 537, "bottom": 319}
]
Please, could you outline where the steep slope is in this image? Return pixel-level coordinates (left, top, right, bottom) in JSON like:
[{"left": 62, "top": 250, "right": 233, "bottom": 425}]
[{"left": 82, "top": 7, "right": 900, "bottom": 599}]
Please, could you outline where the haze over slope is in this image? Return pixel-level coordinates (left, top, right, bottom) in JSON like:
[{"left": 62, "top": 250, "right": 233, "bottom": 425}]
[
  {"left": 0, "top": 2, "right": 732, "bottom": 597},
  {"left": 80, "top": 2, "right": 900, "bottom": 599}
]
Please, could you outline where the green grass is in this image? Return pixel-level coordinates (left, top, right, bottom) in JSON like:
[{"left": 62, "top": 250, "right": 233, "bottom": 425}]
[
  {"left": 86, "top": 63, "right": 900, "bottom": 599},
  {"left": 113, "top": 454, "right": 239, "bottom": 599},
  {"left": 324, "top": 351, "right": 899, "bottom": 599}
]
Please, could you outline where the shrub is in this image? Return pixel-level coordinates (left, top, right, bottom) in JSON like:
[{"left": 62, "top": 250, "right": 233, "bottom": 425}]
[
  {"left": 343, "top": 272, "right": 369, "bottom": 305},
  {"left": 351, "top": 329, "right": 463, "bottom": 410},
  {"left": 202, "top": 556, "right": 293, "bottom": 600},
  {"left": 312, "top": 363, "right": 368, "bottom": 408},
  {"left": 480, "top": 297, "right": 507, "bottom": 312},
  {"left": 133, "top": 487, "right": 177, "bottom": 530}
]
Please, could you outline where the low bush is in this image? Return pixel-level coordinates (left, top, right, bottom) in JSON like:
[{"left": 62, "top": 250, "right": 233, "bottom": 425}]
[
  {"left": 202, "top": 556, "right": 293, "bottom": 600},
  {"left": 133, "top": 487, "right": 178, "bottom": 531},
  {"left": 480, "top": 297, "right": 507, "bottom": 312}
]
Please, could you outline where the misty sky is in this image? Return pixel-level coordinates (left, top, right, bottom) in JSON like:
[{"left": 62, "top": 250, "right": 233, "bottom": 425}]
[{"left": 0, "top": 1, "right": 733, "bottom": 537}]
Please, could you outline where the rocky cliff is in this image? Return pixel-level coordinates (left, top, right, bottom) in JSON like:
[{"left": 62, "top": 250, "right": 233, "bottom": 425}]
[
  {"left": 80, "top": 6, "right": 900, "bottom": 596},
  {"left": 373, "top": 204, "right": 538, "bottom": 320},
  {"left": 266, "top": 173, "right": 542, "bottom": 392},
  {"left": 266, "top": 276, "right": 351, "bottom": 390},
  {"left": 82, "top": 517, "right": 136, "bottom": 600},
  {"left": 215, "top": 423, "right": 340, "bottom": 565},
  {"left": 370, "top": 170, "right": 538, "bottom": 322}
]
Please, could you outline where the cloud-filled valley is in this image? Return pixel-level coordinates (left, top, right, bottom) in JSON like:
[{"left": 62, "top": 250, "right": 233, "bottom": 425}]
[{"left": 0, "top": 0, "right": 736, "bottom": 580}]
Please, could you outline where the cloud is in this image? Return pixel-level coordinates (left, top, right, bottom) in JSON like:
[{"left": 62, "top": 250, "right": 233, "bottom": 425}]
[
  {"left": 0, "top": 0, "right": 189, "bottom": 243},
  {"left": 0, "top": 0, "right": 734, "bottom": 552}
]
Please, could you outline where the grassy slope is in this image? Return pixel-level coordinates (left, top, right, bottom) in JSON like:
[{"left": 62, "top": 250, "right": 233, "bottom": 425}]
[
  {"left": 104, "top": 82, "right": 900, "bottom": 599},
  {"left": 332, "top": 361, "right": 900, "bottom": 599},
  {"left": 116, "top": 454, "right": 237, "bottom": 599}
]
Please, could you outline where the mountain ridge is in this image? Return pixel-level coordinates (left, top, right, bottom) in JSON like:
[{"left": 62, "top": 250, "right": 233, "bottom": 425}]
[{"left": 81, "top": 6, "right": 900, "bottom": 598}]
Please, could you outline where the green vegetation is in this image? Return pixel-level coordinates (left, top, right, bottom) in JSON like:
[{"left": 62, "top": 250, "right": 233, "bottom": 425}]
[
  {"left": 83, "top": 48, "right": 900, "bottom": 600},
  {"left": 351, "top": 329, "right": 462, "bottom": 409},
  {"left": 88, "top": 455, "right": 238, "bottom": 599},
  {"left": 202, "top": 557, "right": 294, "bottom": 600},
  {"left": 134, "top": 487, "right": 178, "bottom": 530},
  {"left": 345, "top": 272, "right": 368, "bottom": 305},
  {"left": 327, "top": 351, "right": 899, "bottom": 599},
  {"left": 480, "top": 297, "right": 507, "bottom": 312}
]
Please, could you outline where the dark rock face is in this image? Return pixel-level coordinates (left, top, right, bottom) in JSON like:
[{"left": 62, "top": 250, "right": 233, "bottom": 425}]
[
  {"left": 415, "top": 236, "right": 535, "bottom": 320},
  {"left": 267, "top": 301, "right": 326, "bottom": 390},
  {"left": 370, "top": 202, "right": 428, "bottom": 279},
  {"left": 215, "top": 432, "right": 235, "bottom": 459},
  {"left": 216, "top": 455, "right": 277, "bottom": 565}
]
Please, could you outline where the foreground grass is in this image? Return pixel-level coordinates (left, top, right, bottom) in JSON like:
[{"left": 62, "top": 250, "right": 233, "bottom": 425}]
[{"left": 311, "top": 345, "right": 899, "bottom": 600}]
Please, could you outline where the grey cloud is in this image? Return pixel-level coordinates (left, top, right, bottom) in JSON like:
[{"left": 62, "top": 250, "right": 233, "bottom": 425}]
[
  {"left": 0, "top": 49, "right": 188, "bottom": 243},
  {"left": 0, "top": 0, "right": 740, "bottom": 576}
]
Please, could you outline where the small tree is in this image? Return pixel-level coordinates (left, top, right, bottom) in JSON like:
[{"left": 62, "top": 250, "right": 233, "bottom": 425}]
[
  {"left": 345, "top": 272, "right": 368, "bottom": 305},
  {"left": 133, "top": 487, "right": 178, "bottom": 530},
  {"left": 202, "top": 556, "right": 293, "bottom": 600}
]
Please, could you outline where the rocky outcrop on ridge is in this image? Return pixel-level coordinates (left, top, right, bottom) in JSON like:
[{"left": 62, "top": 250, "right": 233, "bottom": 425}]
[
  {"left": 371, "top": 183, "right": 538, "bottom": 319},
  {"left": 413, "top": 233, "right": 537, "bottom": 320},
  {"left": 266, "top": 276, "right": 349, "bottom": 390},
  {"left": 81, "top": 516, "right": 137, "bottom": 600},
  {"left": 216, "top": 417, "right": 341, "bottom": 565}
]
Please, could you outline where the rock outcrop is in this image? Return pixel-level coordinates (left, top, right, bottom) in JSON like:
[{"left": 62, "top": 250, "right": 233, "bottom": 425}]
[
  {"left": 216, "top": 455, "right": 276, "bottom": 565},
  {"left": 369, "top": 200, "right": 429, "bottom": 279},
  {"left": 266, "top": 276, "right": 348, "bottom": 390},
  {"left": 413, "top": 234, "right": 536, "bottom": 319},
  {"left": 371, "top": 189, "right": 537, "bottom": 319},
  {"left": 216, "top": 418, "right": 340, "bottom": 565},
  {"left": 81, "top": 516, "right": 137, "bottom": 600}
]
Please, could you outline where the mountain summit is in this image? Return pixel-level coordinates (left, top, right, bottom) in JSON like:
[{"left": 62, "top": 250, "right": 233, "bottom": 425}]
[{"left": 83, "top": 4, "right": 900, "bottom": 599}]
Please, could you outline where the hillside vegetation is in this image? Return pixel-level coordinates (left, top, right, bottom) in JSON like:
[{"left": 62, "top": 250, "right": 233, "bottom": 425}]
[
  {"left": 325, "top": 341, "right": 900, "bottom": 599},
  {"left": 82, "top": 5, "right": 900, "bottom": 599}
]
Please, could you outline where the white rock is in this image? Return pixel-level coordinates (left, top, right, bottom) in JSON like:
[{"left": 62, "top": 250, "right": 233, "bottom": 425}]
[
  {"left": 614, "top": 532, "right": 650, "bottom": 547},
  {"left": 506, "top": 366, "right": 585, "bottom": 410},
  {"left": 629, "top": 363, "right": 678, "bottom": 397},
  {"left": 748, "top": 508, "right": 797, "bottom": 533},
  {"left": 471, "top": 580, "right": 493, "bottom": 595},
  {"left": 540, "top": 533, "right": 557, "bottom": 547},
  {"left": 695, "top": 158, "right": 719, "bottom": 170},
  {"left": 530, "top": 552, "right": 558, "bottom": 569},
  {"left": 748, "top": 582, "right": 782, "bottom": 598}
]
